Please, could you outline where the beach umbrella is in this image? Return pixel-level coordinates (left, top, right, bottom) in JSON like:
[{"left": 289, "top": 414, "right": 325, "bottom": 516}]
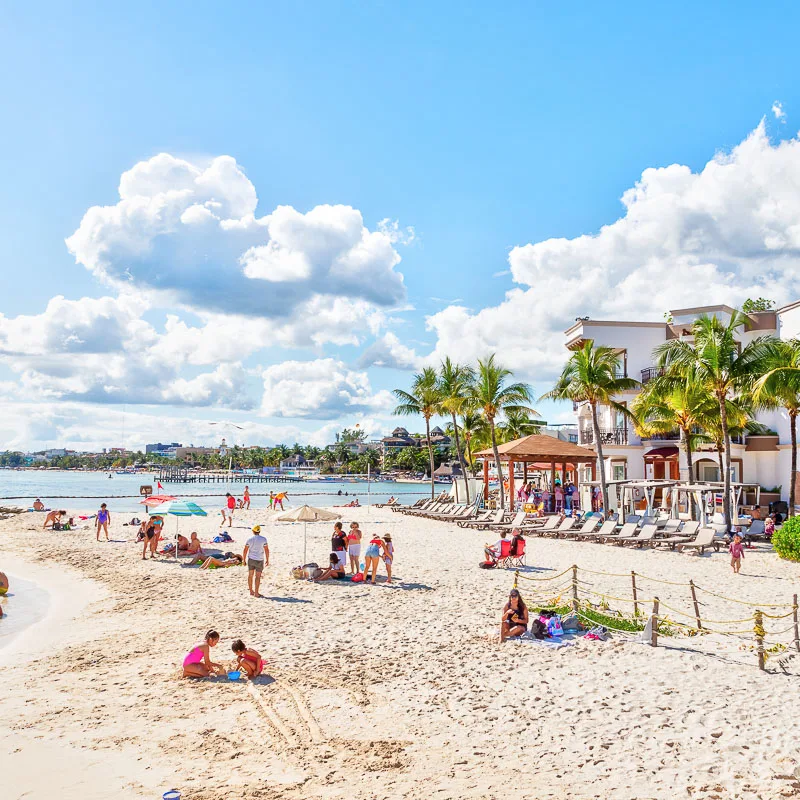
[
  {"left": 139, "top": 494, "right": 177, "bottom": 507},
  {"left": 150, "top": 500, "right": 208, "bottom": 558},
  {"left": 274, "top": 504, "right": 341, "bottom": 564}
]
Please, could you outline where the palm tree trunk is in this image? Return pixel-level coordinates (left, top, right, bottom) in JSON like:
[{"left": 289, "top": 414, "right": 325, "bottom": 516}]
[
  {"left": 425, "top": 416, "right": 435, "bottom": 500},
  {"left": 680, "top": 426, "right": 695, "bottom": 518},
  {"left": 590, "top": 402, "right": 609, "bottom": 516},
  {"left": 790, "top": 410, "right": 797, "bottom": 518},
  {"left": 451, "top": 412, "right": 470, "bottom": 504},
  {"left": 716, "top": 441, "right": 724, "bottom": 479},
  {"left": 719, "top": 393, "right": 732, "bottom": 532},
  {"left": 490, "top": 418, "right": 505, "bottom": 509}
]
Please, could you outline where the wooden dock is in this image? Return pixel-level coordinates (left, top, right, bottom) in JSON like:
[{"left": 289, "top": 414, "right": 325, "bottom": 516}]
[{"left": 156, "top": 467, "right": 302, "bottom": 484}]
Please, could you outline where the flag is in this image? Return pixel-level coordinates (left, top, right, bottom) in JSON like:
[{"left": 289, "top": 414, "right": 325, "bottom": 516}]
[{"left": 157, "top": 481, "right": 163, "bottom": 490}]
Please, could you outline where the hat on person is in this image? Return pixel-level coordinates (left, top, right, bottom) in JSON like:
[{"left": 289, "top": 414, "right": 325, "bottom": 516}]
[{"left": 252, "top": 525, "right": 261, "bottom": 533}]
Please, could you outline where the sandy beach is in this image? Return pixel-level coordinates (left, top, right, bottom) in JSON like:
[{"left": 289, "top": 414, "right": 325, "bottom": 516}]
[{"left": 3, "top": 506, "right": 800, "bottom": 800}]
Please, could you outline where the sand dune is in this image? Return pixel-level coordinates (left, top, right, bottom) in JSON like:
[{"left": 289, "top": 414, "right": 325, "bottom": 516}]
[{"left": 2, "top": 506, "right": 800, "bottom": 799}]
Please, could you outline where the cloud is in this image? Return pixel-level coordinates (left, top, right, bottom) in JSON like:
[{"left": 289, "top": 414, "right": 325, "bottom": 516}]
[
  {"left": 358, "top": 332, "right": 423, "bottom": 370},
  {"left": 426, "top": 122, "right": 800, "bottom": 381},
  {"left": 260, "top": 358, "right": 393, "bottom": 419},
  {"left": 772, "top": 101, "right": 786, "bottom": 122},
  {"left": 66, "top": 153, "right": 408, "bottom": 318}
]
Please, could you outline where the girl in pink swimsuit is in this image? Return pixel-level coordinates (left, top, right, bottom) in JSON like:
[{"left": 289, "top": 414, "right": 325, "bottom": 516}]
[{"left": 183, "top": 630, "right": 222, "bottom": 678}]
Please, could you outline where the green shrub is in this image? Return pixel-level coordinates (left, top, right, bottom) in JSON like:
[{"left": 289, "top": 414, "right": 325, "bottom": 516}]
[{"left": 773, "top": 515, "right": 800, "bottom": 562}]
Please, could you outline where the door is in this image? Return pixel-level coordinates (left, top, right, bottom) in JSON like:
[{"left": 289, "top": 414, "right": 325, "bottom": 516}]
[
  {"left": 653, "top": 461, "right": 665, "bottom": 480},
  {"left": 669, "top": 460, "right": 679, "bottom": 480}
]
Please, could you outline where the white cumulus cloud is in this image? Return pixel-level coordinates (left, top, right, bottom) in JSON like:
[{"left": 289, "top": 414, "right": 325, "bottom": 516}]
[{"left": 772, "top": 101, "right": 786, "bottom": 121}]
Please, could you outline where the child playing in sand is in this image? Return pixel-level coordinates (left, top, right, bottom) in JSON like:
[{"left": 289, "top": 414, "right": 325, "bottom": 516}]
[
  {"left": 182, "top": 630, "right": 223, "bottom": 678},
  {"left": 231, "top": 640, "right": 263, "bottom": 678},
  {"left": 729, "top": 533, "right": 745, "bottom": 574}
]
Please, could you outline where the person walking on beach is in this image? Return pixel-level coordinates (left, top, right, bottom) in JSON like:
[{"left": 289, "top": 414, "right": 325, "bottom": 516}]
[
  {"left": 269, "top": 491, "right": 275, "bottom": 510},
  {"left": 96, "top": 503, "right": 111, "bottom": 541},
  {"left": 222, "top": 492, "right": 236, "bottom": 527},
  {"left": 274, "top": 491, "right": 287, "bottom": 510},
  {"left": 243, "top": 486, "right": 251, "bottom": 510},
  {"left": 243, "top": 525, "right": 269, "bottom": 598},
  {"left": 729, "top": 533, "right": 745, "bottom": 574}
]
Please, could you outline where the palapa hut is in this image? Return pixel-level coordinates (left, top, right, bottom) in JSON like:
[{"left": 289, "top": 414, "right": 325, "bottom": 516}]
[{"left": 475, "top": 434, "right": 597, "bottom": 508}]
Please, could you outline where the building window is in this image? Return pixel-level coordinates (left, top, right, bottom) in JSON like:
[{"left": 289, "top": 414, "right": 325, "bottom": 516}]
[{"left": 612, "top": 462, "right": 627, "bottom": 481}]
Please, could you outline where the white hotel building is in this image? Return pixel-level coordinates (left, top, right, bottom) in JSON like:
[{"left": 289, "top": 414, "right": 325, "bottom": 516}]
[{"left": 565, "top": 301, "right": 800, "bottom": 507}]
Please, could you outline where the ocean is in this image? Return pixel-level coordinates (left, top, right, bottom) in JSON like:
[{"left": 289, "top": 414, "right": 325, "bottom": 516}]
[{"left": 0, "top": 470, "right": 435, "bottom": 513}]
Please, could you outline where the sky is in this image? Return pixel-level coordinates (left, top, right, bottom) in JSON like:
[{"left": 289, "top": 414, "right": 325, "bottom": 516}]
[{"left": 2, "top": 1, "right": 800, "bottom": 452}]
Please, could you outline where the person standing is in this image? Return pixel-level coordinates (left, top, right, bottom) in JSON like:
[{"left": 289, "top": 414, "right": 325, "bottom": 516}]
[
  {"left": 243, "top": 525, "right": 269, "bottom": 598},
  {"left": 243, "top": 486, "right": 251, "bottom": 510},
  {"left": 382, "top": 533, "right": 394, "bottom": 584},
  {"left": 222, "top": 492, "right": 236, "bottom": 527},
  {"left": 96, "top": 503, "right": 111, "bottom": 541},
  {"left": 729, "top": 533, "right": 745, "bottom": 574},
  {"left": 269, "top": 491, "right": 275, "bottom": 510},
  {"left": 346, "top": 521, "right": 362, "bottom": 575},
  {"left": 274, "top": 491, "right": 287, "bottom": 510}
]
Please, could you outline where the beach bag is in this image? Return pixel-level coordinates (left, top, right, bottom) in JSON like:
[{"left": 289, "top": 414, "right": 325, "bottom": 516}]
[
  {"left": 351, "top": 572, "right": 365, "bottom": 583},
  {"left": 478, "top": 560, "right": 497, "bottom": 569},
  {"left": 291, "top": 567, "right": 306, "bottom": 579},
  {"left": 561, "top": 612, "right": 583, "bottom": 632},
  {"left": 547, "top": 616, "right": 564, "bottom": 637}
]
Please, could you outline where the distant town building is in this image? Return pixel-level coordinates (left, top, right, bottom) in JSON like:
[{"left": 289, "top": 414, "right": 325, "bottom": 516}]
[
  {"left": 145, "top": 442, "right": 183, "bottom": 458},
  {"left": 279, "top": 453, "right": 319, "bottom": 477}
]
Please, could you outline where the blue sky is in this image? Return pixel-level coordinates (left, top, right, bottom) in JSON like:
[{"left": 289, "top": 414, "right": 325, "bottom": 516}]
[{"left": 2, "top": 1, "right": 800, "bottom": 450}]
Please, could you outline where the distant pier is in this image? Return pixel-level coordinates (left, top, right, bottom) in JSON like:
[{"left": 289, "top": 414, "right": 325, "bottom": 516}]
[{"left": 156, "top": 467, "right": 302, "bottom": 484}]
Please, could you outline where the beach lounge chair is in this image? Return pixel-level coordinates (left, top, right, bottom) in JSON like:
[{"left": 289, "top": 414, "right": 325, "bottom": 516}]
[
  {"left": 457, "top": 509, "right": 492, "bottom": 528},
  {"left": 660, "top": 518, "right": 682, "bottom": 534},
  {"left": 396, "top": 499, "right": 431, "bottom": 514},
  {"left": 491, "top": 510, "right": 527, "bottom": 532},
  {"left": 564, "top": 515, "right": 602, "bottom": 539},
  {"left": 742, "top": 519, "right": 766, "bottom": 544},
  {"left": 548, "top": 516, "right": 581, "bottom": 538},
  {"left": 581, "top": 519, "right": 618, "bottom": 540},
  {"left": 518, "top": 514, "right": 562, "bottom": 535},
  {"left": 676, "top": 527, "right": 716, "bottom": 554},
  {"left": 460, "top": 508, "right": 505, "bottom": 529},
  {"left": 598, "top": 522, "right": 638, "bottom": 543},
  {"left": 616, "top": 523, "right": 658, "bottom": 547},
  {"left": 407, "top": 502, "right": 446, "bottom": 517},
  {"left": 425, "top": 503, "right": 469, "bottom": 519}
]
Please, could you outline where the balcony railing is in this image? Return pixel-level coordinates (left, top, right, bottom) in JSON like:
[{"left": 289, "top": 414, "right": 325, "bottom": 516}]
[
  {"left": 641, "top": 367, "right": 665, "bottom": 384},
  {"left": 579, "top": 427, "right": 629, "bottom": 446},
  {"left": 641, "top": 430, "right": 681, "bottom": 441}
]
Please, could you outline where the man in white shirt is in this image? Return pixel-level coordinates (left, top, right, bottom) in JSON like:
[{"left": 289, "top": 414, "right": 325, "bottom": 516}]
[
  {"left": 484, "top": 531, "right": 508, "bottom": 565},
  {"left": 242, "top": 525, "right": 269, "bottom": 598}
]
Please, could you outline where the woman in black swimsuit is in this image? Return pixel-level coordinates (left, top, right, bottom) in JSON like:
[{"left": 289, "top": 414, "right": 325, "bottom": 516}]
[{"left": 500, "top": 589, "right": 529, "bottom": 642}]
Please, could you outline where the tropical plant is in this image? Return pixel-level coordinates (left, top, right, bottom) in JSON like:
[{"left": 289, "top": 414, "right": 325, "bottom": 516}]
[
  {"left": 470, "top": 355, "right": 535, "bottom": 509},
  {"left": 752, "top": 339, "right": 800, "bottom": 517},
  {"left": 772, "top": 515, "right": 800, "bottom": 561},
  {"left": 742, "top": 297, "right": 775, "bottom": 313},
  {"left": 393, "top": 367, "right": 444, "bottom": 498},
  {"left": 542, "top": 341, "right": 638, "bottom": 515},
  {"left": 459, "top": 408, "right": 488, "bottom": 468},
  {"left": 437, "top": 357, "right": 475, "bottom": 502},
  {"left": 499, "top": 408, "right": 541, "bottom": 443},
  {"left": 655, "top": 312, "right": 773, "bottom": 531},
  {"left": 694, "top": 397, "right": 751, "bottom": 481}
]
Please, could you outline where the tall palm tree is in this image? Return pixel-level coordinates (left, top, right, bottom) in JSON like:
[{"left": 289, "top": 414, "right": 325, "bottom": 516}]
[
  {"left": 499, "top": 408, "right": 541, "bottom": 443},
  {"left": 393, "top": 367, "right": 443, "bottom": 499},
  {"left": 542, "top": 342, "right": 638, "bottom": 516},
  {"left": 459, "top": 408, "right": 487, "bottom": 471},
  {"left": 438, "top": 357, "right": 475, "bottom": 502},
  {"left": 655, "top": 312, "right": 772, "bottom": 531},
  {"left": 631, "top": 376, "right": 717, "bottom": 482},
  {"left": 752, "top": 338, "right": 800, "bottom": 517},
  {"left": 470, "top": 355, "right": 535, "bottom": 509}
]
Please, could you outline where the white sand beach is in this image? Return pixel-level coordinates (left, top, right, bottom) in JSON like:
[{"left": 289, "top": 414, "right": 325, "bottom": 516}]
[{"left": 3, "top": 506, "right": 800, "bottom": 800}]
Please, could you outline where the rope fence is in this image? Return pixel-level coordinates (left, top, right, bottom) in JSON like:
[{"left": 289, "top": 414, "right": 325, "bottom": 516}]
[{"left": 513, "top": 564, "right": 800, "bottom": 671}]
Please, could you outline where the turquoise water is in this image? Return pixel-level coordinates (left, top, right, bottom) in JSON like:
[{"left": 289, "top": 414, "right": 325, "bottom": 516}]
[
  {"left": 0, "top": 574, "right": 51, "bottom": 650},
  {"left": 0, "top": 470, "right": 433, "bottom": 513}
]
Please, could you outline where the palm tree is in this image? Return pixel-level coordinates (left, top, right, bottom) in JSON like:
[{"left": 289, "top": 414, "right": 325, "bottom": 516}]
[
  {"left": 752, "top": 339, "right": 800, "bottom": 517},
  {"left": 542, "top": 342, "right": 638, "bottom": 516},
  {"left": 459, "top": 408, "right": 487, "bottom": 470},
  {"left": 655, "top": 312, "right": 772, "bottom": 531},
  {"left": 438, "top": 357, "right": 475, "bottom": 502},
  {"left": 470, "top": 355, "right": 535, "bottom": 509},
  {"left": 695, "top": 398, "right": 751, "bottom": 481},
  {"left": 499, "top": 408, "right": 541, "bottom": 443},
  {"left": 393, "top": 367, "right": 443, "bottom": 499},
  {"left": 631, "top": 376, "right": 716, "bottom": 483}
]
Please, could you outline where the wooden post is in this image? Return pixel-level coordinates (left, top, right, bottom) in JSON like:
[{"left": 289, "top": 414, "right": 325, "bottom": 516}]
[
  {"left": 754, "top": 609, "right": 765, "bottom": 671},
  {"left": 508, "top": 459, "right": 516, "bottom": 512},
  {"left": 793, "top": 595, "right": 800, "bottom": 653},
  {"left": 651, "top": 597, "right": 659, "bottom": 647},
  {"left": 631, "top": 571, "right": 639, "bottom": 617},
  {"left": 689, "top": 579, "right": 703, "bottom": 630},
  {"left": 571, "top": 565, "right": 579, "bottom": 613},
  {"left": 514, "top": 570, "right": 519, "bottom": 590},
  {"left": 483, "top": 458, "right": 489, "bottom": 505},
  {"left": 523, "top": 461, "right": 528, "bottom": 484}
]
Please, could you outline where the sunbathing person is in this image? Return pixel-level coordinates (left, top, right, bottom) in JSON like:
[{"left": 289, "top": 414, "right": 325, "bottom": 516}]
[
  {"left": 500, "top": 589, "right": 529, "bottom": 642},
  {"left": 232, "top": 639, "right": 263, "bottom": 677},
  {"left": 199, "top": 553, "right": 243, "bottom": 569},
  {"left": 182, "top": 630, "right": 223, "bottom": 678},
  {"left": 313, "top": 553, "right": 347, "bottom": 581},
  {"left": 176, "top": 534, "right": 191, "bottom": 552},
  {"left": 186, "top": 532, "right": 203, "bottom": 556},
  {"left": 43, "top": 510, "right": 65, "bottom": 530},
  {"left": 32, "top": 499, "right": 45, "bottom": 511}
]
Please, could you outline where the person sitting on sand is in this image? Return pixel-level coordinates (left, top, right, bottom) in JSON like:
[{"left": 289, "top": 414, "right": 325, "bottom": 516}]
[
  {"left": 500, "top": 589, "right": 529, "bottom": 642},
  {"left": 484, "top": 531, "right": 509, "bottom": 565},
  {"left": 232, "top": 639, "right": 263, "bottom": 677},
  {"left": 186, "top": 532, "right": 203, "bottom": 556},
  {"left": 183, "top": 630, "right": 223, "bottom": 678},
  {"left": 199, "top": 553, "right": 243, "bottom": 570},
  {"left": 32, "top": 499, "right": 45, "bottom": 511},
  {"left": 43, "top": 510, "right": 65, "bottom": 530},
  {"left": 313, "top": 553, "right": 347, "bottom": 581},
  {"left": 176, "top": 534, "right": 191, "bottom": 552}
]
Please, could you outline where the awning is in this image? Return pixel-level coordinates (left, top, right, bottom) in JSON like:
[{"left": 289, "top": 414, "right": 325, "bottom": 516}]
[{"left": 644, "top": 446, "right": 679, "bottom": 459}]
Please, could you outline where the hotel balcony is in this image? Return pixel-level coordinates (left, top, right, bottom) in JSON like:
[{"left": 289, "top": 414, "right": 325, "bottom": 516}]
[
  {"left": 640, "top": 367, "right": 665, "bottom": 384},
  {"left": 579, "top": 426, "right": 629, "bottom": 446}
]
